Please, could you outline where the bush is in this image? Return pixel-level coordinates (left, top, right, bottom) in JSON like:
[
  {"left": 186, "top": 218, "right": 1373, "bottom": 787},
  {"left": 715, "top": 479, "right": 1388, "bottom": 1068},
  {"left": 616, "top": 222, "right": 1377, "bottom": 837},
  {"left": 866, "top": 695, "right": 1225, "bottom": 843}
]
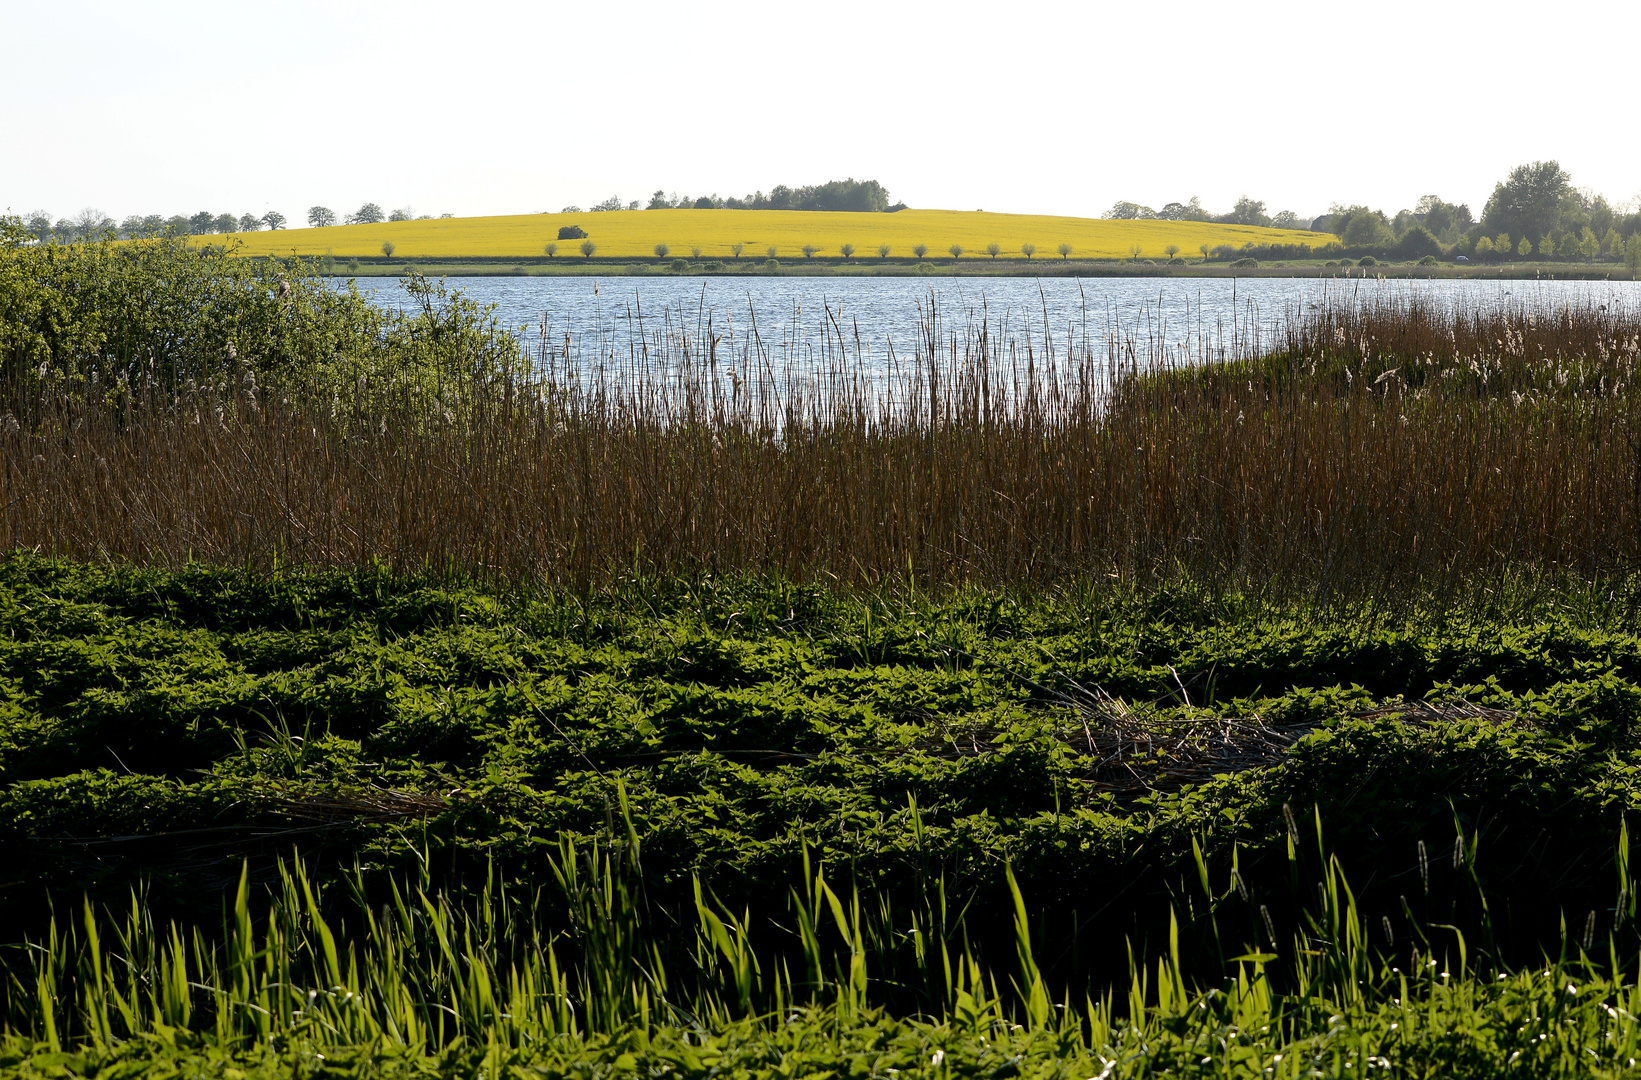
[
  {"left": 1358, "top": 256, "right": 1378, "bottom": 267},
  {"left": 1211, "top": 242, "right": 1319, "bottom": 263},
  {"left": 670, "top": 259, "right": 688, "bottom": 272},
  {"left": 1231, "top": 257, "right": 1259, "bottom": 268},
  {"left": 1418, "top": 255, "right": 1439, "bottom": 266},
  {"left": 1392, "top": 226, "right": 1442, "bottom": 262},
  {"left": 703, "top": 261, "right": 725, "bottom": 271},
  {"left": 1168, "top": 258, "right": 1186, "bottom": 266},
  {"left": 0, "top": 236, "right": 518, "bottom": 411},
  {"left": 764, "top": 259, "right": 779, "bottom": 269},
  {"left": 557, "top": 225, "right": 587, "bottom": 240}
]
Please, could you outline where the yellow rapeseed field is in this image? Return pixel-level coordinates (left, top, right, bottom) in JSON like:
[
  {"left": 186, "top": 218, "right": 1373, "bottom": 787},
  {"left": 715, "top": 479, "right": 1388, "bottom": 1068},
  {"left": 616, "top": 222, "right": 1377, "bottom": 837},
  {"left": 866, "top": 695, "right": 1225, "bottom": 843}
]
[{"left": 207, "top": 209, "right": 1336, "bottom": 261}]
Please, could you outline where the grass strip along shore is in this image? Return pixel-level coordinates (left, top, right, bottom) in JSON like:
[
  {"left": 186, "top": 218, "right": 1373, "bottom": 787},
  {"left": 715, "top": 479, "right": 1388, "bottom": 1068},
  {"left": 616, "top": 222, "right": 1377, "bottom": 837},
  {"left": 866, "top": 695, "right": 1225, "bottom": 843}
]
[{"left": 7, "top": 232, "right": 1641, "bottom": 1074}]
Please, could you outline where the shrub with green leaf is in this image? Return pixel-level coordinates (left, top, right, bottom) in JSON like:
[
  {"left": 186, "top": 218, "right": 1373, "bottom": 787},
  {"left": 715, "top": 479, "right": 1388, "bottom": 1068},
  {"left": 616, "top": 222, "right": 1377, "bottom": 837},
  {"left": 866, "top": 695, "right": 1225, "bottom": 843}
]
[{"left": 0, "top": 233, "right": 519, "bottom": 416}]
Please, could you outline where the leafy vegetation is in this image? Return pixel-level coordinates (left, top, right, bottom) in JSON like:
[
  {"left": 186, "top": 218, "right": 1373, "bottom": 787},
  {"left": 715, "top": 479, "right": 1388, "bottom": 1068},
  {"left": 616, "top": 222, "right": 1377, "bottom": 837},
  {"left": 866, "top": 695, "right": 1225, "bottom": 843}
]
[
  {"left": 1317, "top": 161, "right": 1641, "bottom": 264},
  {"left": 8, "top": 557, "right": 1641, "bottom": 1070},
  {"left": 0, "top": 232, "right": 519, "bottom": 411},
  {"left": 1112, "top": 161, "right": 1641, "bottom": 266},
  {"left": 0, "top": 555, "right": 1639, "bottom": 938},
  {"left": 19, "top": 831, "right": 1641, "bottom": 1080}
]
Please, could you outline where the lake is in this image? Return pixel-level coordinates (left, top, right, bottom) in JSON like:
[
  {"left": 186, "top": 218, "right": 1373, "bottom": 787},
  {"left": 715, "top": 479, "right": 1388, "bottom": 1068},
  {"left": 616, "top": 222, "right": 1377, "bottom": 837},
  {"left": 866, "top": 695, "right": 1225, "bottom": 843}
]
[{"left": 345, "top": 274, "right": 1641, "bottom": 377}]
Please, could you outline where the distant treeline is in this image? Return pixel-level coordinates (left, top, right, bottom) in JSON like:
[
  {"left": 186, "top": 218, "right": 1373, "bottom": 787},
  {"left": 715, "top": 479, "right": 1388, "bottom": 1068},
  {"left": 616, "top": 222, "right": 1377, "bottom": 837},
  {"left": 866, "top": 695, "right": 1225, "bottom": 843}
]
[
  {"left": 18, "top": 203, "right": 454, "bottom": 243},
  {"left": 564, "top": 178, "right": 904, "bottom": 214},
  {"left": 18, "top": 182, "right": 898, "bottom": 245},
  {"left": 1113, "top": 161, "right": 1641, "bottom": 265},
  {"left": 18, "top": 209, "right": 284, "bottom": 244},
  {"left": 304, "top": 204, "right": 452, "bottom": 228},
  {"left": 1105, "top": 195, "right": 1307, "bottom": 229}
]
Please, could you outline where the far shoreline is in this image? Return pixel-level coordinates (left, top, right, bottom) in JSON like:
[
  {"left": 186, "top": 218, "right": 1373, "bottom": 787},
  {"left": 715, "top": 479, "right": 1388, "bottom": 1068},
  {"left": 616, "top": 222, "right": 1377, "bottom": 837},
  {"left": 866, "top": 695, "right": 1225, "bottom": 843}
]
[{"left": 299, "top": 256, "right": 1638, "bottom": 282}]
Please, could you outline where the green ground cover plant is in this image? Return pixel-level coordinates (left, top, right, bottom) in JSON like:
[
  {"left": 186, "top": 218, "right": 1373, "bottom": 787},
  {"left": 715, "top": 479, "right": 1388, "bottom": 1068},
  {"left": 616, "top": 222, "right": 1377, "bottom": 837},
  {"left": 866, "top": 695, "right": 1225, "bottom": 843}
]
[{"left": 7, "top": 558, "right": 1641, "bottom": 1069}]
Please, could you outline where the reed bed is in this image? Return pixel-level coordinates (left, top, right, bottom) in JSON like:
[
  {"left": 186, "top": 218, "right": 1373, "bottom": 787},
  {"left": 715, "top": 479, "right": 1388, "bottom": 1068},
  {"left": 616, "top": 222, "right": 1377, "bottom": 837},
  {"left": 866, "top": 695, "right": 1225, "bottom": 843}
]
[{"left": 3, "top": 292, "right": 1638, "bottom": 598}]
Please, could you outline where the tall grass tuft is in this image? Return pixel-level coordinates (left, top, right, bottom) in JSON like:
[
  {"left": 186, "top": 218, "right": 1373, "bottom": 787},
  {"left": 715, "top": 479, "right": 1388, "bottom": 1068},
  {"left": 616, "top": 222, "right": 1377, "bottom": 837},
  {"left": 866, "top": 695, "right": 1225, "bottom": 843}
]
[{"left": 10, "top": 815, "right": 1641, "bottom": 1076}]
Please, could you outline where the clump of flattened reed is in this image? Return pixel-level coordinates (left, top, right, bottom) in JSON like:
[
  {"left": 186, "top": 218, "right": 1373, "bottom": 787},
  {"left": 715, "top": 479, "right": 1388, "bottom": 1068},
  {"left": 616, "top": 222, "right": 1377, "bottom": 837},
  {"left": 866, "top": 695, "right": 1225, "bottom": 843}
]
[{"left": 3, "top": 292, "right": 1640, "bottom": 600}]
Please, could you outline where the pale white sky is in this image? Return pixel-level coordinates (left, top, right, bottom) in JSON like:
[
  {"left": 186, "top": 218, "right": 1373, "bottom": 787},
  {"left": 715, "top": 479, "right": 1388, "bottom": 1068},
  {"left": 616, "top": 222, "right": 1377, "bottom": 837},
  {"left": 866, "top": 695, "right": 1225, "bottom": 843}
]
[{"left": 4, "top": 0, "right": 1637, "bottom": 225}]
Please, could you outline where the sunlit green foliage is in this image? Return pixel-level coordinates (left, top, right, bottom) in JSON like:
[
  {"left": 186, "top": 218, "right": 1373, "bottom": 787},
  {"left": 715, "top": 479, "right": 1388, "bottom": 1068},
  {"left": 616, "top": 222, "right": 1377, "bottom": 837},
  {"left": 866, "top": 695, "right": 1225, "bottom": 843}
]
[
  {"left": 0, "top": 235, "right": 519, "bottom": 409},
  {"left": 6, "top": 795, "right": 1641, "bottom": 1077},
  {"left": 7, "top": 556, "right": 1641, "bottom": 971}
]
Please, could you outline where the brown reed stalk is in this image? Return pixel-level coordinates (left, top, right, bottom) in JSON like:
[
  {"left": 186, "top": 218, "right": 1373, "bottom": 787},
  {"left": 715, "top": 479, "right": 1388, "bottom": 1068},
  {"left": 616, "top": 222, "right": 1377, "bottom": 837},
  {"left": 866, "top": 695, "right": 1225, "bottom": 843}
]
[{"left": 3, "top": 294, "right": 1639, "bottom": 598}]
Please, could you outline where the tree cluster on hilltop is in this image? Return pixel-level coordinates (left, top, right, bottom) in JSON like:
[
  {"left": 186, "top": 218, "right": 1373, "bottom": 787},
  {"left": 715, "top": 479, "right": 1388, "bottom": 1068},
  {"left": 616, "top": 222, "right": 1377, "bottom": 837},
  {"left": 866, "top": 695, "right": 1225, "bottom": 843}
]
[
  {"left": 304, "top": 204, "right": 451, "bottom": 228},
  {"left": 560, "top": 179, "right": 906, "bottom": 215},
  {"left": 1105, "top": 195, "right": 1305, "bottom": 230}
]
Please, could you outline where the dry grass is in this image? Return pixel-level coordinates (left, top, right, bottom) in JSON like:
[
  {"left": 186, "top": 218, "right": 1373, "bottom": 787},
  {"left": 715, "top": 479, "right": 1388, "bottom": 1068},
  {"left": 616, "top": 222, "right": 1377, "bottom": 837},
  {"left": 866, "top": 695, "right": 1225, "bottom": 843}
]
[
  {"left": 906, "top": 700, "right": 1522, "bottom": 800},
  {"left": 3, "top": 294, "right": 1639, "bottom": 597}
]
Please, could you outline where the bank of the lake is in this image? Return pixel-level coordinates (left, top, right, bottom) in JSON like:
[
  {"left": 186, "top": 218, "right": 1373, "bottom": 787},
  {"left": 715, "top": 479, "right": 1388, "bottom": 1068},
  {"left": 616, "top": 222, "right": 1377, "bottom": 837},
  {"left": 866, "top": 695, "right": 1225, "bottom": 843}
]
[{"left": 305, "top": 254, "right": 1638, "bottom": 280}]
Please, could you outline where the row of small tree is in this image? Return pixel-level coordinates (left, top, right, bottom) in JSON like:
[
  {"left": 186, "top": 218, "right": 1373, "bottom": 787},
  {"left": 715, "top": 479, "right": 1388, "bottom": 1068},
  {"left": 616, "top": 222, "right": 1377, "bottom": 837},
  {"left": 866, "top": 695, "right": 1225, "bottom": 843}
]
[
  {"left": 1469, "top": 228, "right": 1637, "bottom": 262},
  {"left": 540, "top": 242, "right": 1091, "bottom": 262},
  {"left": 306, "top": 205, "right": 451, "bottom": 228},
  {"left": 1106, "top": 195, "right": 1296, "bottom": 229},
  {"left": 19, "top": 208, "right": 287, "bottom": 244},
  {"left": 18, "top": 202, "right": 459, "bottom": 244}
]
